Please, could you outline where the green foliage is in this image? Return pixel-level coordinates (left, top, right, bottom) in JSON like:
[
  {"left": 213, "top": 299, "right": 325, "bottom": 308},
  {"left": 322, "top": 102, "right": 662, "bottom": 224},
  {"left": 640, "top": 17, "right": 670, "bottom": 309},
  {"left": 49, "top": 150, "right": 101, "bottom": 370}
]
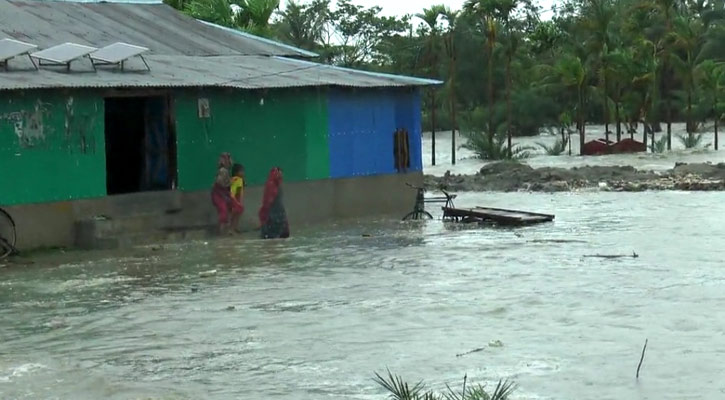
[
  {"left": 652, "top": 133, "right": 669, "bottom": 153},
  {"left": 461, "top": 128, "right": 533, "bottom": 160},
  {"left": 677, "top": 133, "right": 709, "bottom": 148},
  {"left": 374, "top": 370, "right": 515, "bottom": 400},
  {"left": 176, "top": 0, "right": 725, "bottom": 147},
  {"left": 537, "top": 132, "right": 570, "bottom": 156}
]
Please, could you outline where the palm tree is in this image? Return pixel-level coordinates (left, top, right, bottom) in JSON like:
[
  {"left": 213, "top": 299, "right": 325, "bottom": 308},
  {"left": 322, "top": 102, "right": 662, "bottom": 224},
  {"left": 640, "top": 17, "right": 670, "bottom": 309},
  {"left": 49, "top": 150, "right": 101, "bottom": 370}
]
[
  {"left": 696, "top": 60, "right": 725, "bottom": 149},
  {"left": 276, "top": 0, "right": 329, "bottom": 50},
  {"left": 495, "top": 0, "right": 519, "bottom": 156},
  {"left": 185, "top": 0, "right": 237, "bottom": 28},
  {"left": 237, "top": 0, "right": 280, "bottom": 37},
  {"left": 416, "top": 5, "right": 445, "bottom": 166},
  {"left": 669, "top": 15, "right": 705, "bottom": 138},
  {"left": 538, "top": 52, "right": 590, "bottom": 154},
  {"left": 464, "top": 0, "right": 498, "bottom": 145},
  {"left": 184, "top": 0, "right": 279, "bottom": 36},
  {"left": 442, "top": 8, "right": 460, "bottom": 165},
  {"left": 651, "top": 0, "right": 680, "bottom": 150},
  {"left": 582, "top": 0, "right": 616, "bottom": 143}
]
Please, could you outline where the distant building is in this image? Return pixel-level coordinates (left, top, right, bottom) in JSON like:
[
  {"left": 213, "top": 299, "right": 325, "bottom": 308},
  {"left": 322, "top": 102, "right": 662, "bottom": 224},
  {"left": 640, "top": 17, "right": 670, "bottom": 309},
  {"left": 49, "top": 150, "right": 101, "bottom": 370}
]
[{"left": 0, "top": 0, "right": 438, "bottom": 249}]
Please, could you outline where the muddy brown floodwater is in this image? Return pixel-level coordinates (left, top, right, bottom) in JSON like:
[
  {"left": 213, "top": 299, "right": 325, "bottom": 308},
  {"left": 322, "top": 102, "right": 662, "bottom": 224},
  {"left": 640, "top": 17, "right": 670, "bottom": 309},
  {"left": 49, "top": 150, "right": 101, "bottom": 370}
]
[{"left": 2, "top": 190, "right": 725, "bottom": 400}]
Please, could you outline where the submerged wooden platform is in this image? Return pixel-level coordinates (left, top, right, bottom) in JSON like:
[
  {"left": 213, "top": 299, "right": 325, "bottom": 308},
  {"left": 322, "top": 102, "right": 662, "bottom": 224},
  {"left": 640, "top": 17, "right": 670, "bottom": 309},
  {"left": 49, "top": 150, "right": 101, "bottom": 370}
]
[{"left": 443, "top": 206, "right": 555, "bottom": 226}]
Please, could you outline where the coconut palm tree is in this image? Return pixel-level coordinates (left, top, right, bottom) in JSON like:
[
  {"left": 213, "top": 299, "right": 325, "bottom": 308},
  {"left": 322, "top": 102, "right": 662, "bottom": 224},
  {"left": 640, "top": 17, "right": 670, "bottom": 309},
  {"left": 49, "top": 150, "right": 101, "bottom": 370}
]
[
  {"left": 464, "top": 0, "right": 498, "bottom": 145},
  {"left": 495, "top": 0, "right": 519, "bottom": 157},
  {"left": 237, "top": 0, "right": 280, "bottom": 37},
  {"left": 442, "top": 7, "right": 460, "bottom": 165},
  {"left": 276, "top": 0, "right": 329, "bottom": 50},
  {"left": 669, "top": 14, "right": 706, "bottom": 138},
  {"left": 582, "top": 0, "right": 616, "bottom": 143},
  {"left": 696, "top": 59, "right": 725, "bottom": 149},
  {"left": 185, "top": 0, "right": 237, "bottom": 28},
  {"left": 538, "top": 52, "right": 590, "bottom": 154},
  {"left": 416, "top": 5, "right": 445, "bottom": 166}
]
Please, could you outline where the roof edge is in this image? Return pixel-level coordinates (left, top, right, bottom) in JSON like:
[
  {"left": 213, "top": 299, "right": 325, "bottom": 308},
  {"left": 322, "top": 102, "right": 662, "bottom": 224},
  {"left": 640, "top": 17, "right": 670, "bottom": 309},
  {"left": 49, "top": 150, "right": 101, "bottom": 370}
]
[
  {"left": 276, "top": 57, "right": 443, "bottom": 86},
  {"left": 197, "top": 20, "right": 318, "bottom": 58}
]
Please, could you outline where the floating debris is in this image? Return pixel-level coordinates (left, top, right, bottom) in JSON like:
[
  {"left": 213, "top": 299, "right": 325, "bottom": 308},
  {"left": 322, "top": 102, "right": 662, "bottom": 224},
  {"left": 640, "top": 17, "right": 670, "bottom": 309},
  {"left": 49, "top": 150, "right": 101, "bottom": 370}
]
[
  {"left": 584, "top": 251, "right": 639, "bottom": 259},
  {"left": 199, "top": 269, "right": 217, "bottom": 278},
  {"left": 456, "top": 347, "right": 486, "bottom": 358}
]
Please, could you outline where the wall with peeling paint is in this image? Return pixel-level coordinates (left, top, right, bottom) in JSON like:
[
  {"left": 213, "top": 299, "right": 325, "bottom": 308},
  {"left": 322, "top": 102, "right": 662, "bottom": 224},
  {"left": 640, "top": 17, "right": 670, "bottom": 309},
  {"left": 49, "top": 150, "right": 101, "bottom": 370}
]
[{"left": 0, "top": 91, "right": 106, "bottom": 206}]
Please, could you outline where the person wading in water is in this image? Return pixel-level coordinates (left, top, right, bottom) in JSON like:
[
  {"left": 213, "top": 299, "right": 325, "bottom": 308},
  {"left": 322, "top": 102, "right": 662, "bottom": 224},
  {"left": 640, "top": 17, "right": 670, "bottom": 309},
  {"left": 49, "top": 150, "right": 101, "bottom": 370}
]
[
  {"left": 258, "top": 167, "right": 290, "bottom": 239},
  {"left": 211, "top": 153, "right": 242, "bottom": 235}
]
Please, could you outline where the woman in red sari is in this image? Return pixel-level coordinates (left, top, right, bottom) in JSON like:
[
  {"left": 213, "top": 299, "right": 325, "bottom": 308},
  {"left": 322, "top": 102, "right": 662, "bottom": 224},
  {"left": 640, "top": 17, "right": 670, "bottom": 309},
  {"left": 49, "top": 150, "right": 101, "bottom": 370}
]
[{"left": 258, "top": 167, "right": 290, "bottom": 239}]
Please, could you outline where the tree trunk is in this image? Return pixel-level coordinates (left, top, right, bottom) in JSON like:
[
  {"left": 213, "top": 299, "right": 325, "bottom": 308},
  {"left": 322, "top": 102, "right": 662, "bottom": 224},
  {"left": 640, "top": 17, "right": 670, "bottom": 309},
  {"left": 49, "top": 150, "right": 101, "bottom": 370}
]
[
  {"left": 603, "top": 71, "right": 609, "bottom": 144},
  {"left": 615, "top": 98, "right": 622, "bottom": 141},
  {"left": 487, "top": 40, "right": 494, "bottom": 145},
  {"left": 579, "top": 87, "right": 585, "bottom": 155},
  {"left": 431, "top": 92, "right": 436, "bottom": 166},
  {"left": 687, "top": 89, "right": 693, "bottom": 138},
  {"left": 450, "top": 57, "right": 457, "bottom": 165},
  {"left": 506, "top": 56, "right": 512, "bottom": 157},
  {"left": 715, "top": 110, "right": 719, "bottom": 150},
  {"left": 643, "top": 121, "right": 648, "bottom": 150},
  {"left": 664, "top": 63, "right": 672, "bottom": 150}
]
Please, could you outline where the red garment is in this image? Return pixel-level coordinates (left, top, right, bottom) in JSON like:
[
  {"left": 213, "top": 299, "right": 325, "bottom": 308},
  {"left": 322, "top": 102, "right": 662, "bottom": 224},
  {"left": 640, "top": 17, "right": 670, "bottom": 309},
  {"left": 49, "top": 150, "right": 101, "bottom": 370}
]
[
  {"left": 259, "top": 167, "right": 282, "bottom": 224},
  {"left": 211, "top": 184, "right": 231, "bottom": 224}
]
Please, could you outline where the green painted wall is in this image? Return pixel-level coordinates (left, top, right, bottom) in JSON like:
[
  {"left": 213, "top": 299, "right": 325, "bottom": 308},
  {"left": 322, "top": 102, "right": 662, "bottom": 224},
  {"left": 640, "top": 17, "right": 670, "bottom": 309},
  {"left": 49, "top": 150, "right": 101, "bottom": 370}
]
[
  {"left": 0, "top": 91, "right": 106, "bottom": 205},
  {"left": 175, "top": 88, "right": 330, "bottom": 190}
]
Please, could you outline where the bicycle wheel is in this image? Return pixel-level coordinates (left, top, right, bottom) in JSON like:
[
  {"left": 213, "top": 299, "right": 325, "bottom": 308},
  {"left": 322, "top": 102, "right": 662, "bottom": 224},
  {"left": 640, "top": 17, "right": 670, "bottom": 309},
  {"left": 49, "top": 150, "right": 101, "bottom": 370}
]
[
  {"left": 0, "top": 208, "right": 17, "bottom": 259},
  {"left": 402, "top": 211, "right": 417, "bottom": 221}
]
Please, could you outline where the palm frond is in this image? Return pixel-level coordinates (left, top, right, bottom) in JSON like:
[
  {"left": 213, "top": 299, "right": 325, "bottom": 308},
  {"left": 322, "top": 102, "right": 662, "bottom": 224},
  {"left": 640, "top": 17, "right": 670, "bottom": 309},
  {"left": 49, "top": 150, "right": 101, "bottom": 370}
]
[{"left": 374, "top": 369, "right": 425, "bottom": 400}]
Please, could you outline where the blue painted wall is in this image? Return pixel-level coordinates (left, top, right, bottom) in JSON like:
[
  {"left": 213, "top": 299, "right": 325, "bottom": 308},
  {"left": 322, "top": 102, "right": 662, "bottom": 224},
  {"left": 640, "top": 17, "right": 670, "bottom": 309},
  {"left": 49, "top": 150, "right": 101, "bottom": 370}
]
[{"left": 328, "top": 88, "right": 422, "bottom": 178}]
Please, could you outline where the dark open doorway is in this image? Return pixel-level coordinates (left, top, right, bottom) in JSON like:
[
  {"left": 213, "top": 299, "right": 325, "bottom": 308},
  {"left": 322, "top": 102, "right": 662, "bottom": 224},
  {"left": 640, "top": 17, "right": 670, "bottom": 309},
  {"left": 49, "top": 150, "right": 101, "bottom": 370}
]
[{"left": 104, "top": 96, "right": 177, "bottom": 195}]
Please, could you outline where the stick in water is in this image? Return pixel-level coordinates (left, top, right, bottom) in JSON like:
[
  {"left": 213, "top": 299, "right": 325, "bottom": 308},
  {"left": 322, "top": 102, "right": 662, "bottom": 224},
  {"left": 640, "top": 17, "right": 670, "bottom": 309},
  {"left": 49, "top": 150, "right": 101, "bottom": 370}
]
[{"left": 636, "top": 339, "right": 648, "bottom": 379}]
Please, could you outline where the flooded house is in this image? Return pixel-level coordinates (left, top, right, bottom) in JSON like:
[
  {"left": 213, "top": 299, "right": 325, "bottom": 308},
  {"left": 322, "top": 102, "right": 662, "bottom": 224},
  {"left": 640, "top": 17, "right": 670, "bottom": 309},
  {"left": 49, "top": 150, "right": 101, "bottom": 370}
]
[{"left": 0, "top": 0, "right": 438, "bottom": 250}]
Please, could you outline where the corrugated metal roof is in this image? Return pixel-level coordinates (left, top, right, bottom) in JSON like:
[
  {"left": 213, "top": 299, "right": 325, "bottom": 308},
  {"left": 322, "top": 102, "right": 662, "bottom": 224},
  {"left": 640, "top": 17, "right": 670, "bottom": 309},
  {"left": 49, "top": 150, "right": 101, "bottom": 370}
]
[
  {"left": 0, "top": 0, "right": 441, "bottom": 90},
  {"left": 0, "top": 55, "right": 442, "bottom": 90},
  {"left": 0, "top": 0, "right": 313, "bottom": 57}
]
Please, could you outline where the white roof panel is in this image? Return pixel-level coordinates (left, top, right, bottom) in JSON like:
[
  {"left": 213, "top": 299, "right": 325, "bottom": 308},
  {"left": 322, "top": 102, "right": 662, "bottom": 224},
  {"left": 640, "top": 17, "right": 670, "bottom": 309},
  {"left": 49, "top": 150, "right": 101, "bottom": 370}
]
[
  {"left": 91, "top": 42, "right": 149, "bottom": 64},
  {"left": 31, "top": 42, "right": 97, "bottom": 64},
  {"left": 0, "top": 38, "right": 37, "bottom": 62}
]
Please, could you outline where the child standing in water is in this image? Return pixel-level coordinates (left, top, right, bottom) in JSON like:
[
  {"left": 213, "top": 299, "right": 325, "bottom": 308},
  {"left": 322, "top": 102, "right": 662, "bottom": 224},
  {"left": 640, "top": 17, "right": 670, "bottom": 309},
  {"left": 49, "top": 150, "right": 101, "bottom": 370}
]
[{"left": 229, "top": 164, "right": 245, "bottom": 233}]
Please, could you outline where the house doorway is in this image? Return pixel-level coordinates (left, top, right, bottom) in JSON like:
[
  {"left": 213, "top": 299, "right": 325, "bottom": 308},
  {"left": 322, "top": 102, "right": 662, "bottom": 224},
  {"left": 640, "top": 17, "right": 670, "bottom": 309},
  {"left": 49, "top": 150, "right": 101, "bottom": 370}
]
[{"left": 104, "top": 96, "right": 177, "bottom": 195}]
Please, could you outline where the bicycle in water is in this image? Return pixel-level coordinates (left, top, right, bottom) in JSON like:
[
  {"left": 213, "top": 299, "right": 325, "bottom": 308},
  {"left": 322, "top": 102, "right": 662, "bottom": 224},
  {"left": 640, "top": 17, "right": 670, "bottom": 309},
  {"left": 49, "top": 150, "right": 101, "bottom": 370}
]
[
  {"left": 402, "top": 183, "right": 456, "bottom": 221},
  {"left": 0, "top": 207, "right": 17, "bottom": 259}
]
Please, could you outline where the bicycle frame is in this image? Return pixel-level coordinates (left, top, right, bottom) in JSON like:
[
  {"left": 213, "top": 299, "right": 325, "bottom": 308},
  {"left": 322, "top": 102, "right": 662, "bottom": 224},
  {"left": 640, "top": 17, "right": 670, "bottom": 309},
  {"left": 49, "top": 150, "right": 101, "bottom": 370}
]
[{"left": 402, "top": 184, "right": 456, "bottom": 221}]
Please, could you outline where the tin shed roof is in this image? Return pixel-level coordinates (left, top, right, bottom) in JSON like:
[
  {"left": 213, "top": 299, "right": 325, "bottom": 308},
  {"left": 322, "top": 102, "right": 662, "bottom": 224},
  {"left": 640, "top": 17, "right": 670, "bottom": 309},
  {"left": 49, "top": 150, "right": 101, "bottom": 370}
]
[
  {"left": 0, "top": 55, "right": 441, "bottom": 90},
  {"left": 0, "top": 0, "right": 441, "bottom": 90},
  {"left": 0, "top": 0, "right": 314, "bottom": 57}
]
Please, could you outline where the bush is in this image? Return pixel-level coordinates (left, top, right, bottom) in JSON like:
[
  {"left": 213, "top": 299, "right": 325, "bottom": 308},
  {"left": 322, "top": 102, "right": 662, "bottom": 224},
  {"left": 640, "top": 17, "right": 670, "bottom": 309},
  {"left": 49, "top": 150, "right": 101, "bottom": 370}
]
[
  {"left": 677, "top": 133, "right": 709, "bottom": 149},
  {"left": 652, "top": 134, "right": 668, "bottom": 153},
  {"left": 537, "top": 136, "right": 569, "bottom": 155},
  {"left": 462, "top": 129, "right": 533, "bottom": 160}
]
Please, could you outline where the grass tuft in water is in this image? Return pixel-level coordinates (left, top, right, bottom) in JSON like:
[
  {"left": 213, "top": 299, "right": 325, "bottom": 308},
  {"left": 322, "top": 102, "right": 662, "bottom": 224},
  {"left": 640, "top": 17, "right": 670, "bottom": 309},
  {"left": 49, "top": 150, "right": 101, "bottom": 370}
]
[
  {"left": 374, "top": 369, "right": 515, "bottom": 400},
  {"left": 677, "top": 133, "right": 710, "bottom": 149}
]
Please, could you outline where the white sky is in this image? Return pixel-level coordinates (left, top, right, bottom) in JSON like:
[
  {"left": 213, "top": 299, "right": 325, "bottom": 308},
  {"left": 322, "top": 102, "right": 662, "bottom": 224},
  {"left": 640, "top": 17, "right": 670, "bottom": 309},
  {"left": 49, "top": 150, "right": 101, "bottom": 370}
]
[{"left": 280, "top": 0, "right": 557, "bottom": 19}]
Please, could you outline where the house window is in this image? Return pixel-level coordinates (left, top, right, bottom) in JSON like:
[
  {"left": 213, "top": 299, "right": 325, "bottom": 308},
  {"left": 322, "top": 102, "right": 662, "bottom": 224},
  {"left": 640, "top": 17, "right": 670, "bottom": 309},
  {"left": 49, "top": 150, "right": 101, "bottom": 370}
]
[{"left": 393, "top": 128, "right": 410, "bottom": 172}]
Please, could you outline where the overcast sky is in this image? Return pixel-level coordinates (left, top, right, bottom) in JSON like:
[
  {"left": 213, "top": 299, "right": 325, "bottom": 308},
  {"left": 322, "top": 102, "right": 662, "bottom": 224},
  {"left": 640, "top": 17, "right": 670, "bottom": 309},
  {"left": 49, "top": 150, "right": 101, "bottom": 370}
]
[{"left": 281, "top": 0, "right": 557, "bottom": 19}]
